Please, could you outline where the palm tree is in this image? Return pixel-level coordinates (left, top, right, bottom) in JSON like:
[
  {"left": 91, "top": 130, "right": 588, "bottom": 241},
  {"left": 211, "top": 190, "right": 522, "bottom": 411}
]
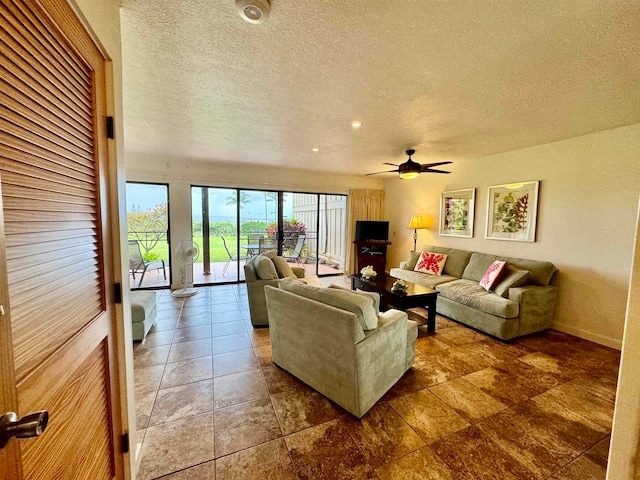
[{"left": 226, "top": 191, "right": 251, "bottom": 206}]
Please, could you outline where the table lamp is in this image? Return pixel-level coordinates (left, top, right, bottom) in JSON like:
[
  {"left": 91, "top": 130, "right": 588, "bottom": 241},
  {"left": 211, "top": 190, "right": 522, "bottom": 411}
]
[{"left": 407, "top": 215, "right": 427, "bottom": 252}]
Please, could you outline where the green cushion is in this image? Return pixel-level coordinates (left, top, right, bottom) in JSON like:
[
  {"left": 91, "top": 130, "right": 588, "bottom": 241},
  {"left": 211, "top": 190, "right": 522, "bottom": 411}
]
[
  {"left": 255, "top": 254, "right": 278, "bottom": 280},
  {"left": 493, "top": 266, "right": 531, "bottom": 297},
  {"left": 462, "top": 252, "right": 500, "bottom": 282},
  {"left": 404, "top": 251, "right": 421, "bottom": 271},
  {"left": 500, "top": 257, "right": 557, "bottom": 286},
  {"left": 278, "top": 279, "right": 379, "bottom": 330},
  {"left": 130, "top": 291, "right": 157, "bottom": 323},
  {"left": 328, "top": 284, "right": 380, "bottom": 312},
  {"left": 272, "top": 256, "right": 296, "bottom": 279}
]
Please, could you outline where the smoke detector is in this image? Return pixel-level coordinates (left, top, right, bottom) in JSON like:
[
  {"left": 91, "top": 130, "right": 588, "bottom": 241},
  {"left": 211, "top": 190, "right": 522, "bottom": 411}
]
[{"left": 236, "top": 0, "right": 271, "bottom": 24}]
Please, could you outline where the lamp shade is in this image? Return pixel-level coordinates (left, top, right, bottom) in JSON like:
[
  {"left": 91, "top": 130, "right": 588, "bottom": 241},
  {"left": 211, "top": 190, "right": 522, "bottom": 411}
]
[{"left": 407, "top": 215, "right": 426, "bottom": 230}]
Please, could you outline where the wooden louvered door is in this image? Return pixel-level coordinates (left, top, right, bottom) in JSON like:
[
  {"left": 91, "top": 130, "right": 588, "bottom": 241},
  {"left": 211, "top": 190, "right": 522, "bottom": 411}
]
[{"left": 0, "top": 0, "right": 123, "bottom": 479}]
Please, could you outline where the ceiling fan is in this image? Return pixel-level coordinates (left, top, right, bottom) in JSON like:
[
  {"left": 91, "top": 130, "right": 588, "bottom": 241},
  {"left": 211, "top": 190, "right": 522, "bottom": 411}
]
[{"left": 366, "top": 149, "right": 452, "bottom": 179}]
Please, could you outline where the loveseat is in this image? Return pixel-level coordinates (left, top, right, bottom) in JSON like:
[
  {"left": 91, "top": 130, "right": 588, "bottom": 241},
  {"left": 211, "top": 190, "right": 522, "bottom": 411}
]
[
  {"left": 244, "top": 251, "right": 322, "bottom": 326},
  {"left": 390, "top": 245, "right": 558, "bottom": 340},
  {"left": 264, "top": 278, "right": 418, "bottom": 417}
]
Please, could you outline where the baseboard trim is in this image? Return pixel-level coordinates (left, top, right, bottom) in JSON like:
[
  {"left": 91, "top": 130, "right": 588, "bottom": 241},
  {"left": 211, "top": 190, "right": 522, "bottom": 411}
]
[{"left": 553, "top": 323, "right": 622, "bottom": 350}]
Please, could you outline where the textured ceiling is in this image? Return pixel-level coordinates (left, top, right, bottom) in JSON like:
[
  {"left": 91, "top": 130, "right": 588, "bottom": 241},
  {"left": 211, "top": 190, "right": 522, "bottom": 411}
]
[{"left": 119, "top": 0, "right": 640, "bottom": 176}]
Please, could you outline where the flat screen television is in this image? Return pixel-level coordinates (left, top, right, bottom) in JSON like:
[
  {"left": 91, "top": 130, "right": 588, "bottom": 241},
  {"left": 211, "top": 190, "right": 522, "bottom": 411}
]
[{"left": 355, "top": 220, "right": 389, "bottom": 241}]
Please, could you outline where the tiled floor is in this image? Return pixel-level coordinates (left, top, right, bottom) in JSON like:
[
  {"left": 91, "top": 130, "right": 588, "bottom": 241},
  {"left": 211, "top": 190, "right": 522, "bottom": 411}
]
[{"left": 132, "top": 278, "right": 619, "bottom": 479}]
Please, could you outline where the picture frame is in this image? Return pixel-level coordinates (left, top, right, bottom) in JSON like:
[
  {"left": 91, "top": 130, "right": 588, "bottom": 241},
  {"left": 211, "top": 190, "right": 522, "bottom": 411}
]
[
  {"left": 440, "top": 188, "right": 475, "bottom": 238},
  {"left": 485, "top": 181, "right": 539, "bottom": 242}
]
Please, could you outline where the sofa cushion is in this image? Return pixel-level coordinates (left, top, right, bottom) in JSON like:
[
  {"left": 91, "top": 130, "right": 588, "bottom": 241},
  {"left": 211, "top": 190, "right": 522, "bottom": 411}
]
[
  {"left": 390, "top": 268, "right": 457, "bottom": 288},
  {"left": 421, "top": 245, "right": 473, "bottom": 278},
  {"left": 329, "top": 284, "right": 381, "bottom": 312},
  {"left": 479, "top": 260, "right": 507, "bottom": 291},
  {"left": 278, "top": 279, "right": 379, "bottom": 330},
  {"left": 254, "top": 254, "right": 278, "bottom": 280},
  {"left": 414, "top": 251, "right": 448, "bottom": 275},
  {"left": 130, "top": 291, "right": 157, "bottom": 324},
  {"left": 500, "top": 257, "right": 557, "bottom": 286},
  {"left": 493, "top": 266, "right": 531, "bottom": 297},
  {"left": 462, "top": 252, "right": 500, "bottom": 282},
  {"left": 436, "top": 279, "right": 519, "bottom": 318},
  {"left": 404, "top": 251, "right": 422, "bottom": 271},
  {"left": 272, "top": 256, "right": 297, "bottom": 279}
]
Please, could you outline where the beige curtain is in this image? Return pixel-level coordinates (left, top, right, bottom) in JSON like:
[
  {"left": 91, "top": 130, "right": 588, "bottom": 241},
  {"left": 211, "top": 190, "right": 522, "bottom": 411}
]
[{"left": 344, "top": 189, "right": 386, "bottom": 275}]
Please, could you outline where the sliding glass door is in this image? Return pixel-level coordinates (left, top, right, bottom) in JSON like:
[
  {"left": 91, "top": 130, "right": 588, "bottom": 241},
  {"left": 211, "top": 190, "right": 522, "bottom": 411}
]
[
  {"left": 126, "top": 182, "right": 170, "bottom": 289},
  {"left": 283, "top": 193, "right": 346, "bottom": 275},
  {"left": 192, "top": 186, "right": 346, "bottom": 284}
]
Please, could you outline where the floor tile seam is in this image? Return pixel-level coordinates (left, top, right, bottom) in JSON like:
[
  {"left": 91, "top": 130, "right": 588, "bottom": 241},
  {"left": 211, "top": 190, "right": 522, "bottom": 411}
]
[
  {"left": 472, "top": 410, "right": 591, "bottom": 476},
  {"left": 428, "top": 422, "right": 541, "bottom": 479},
  {"left": 426, "top": 383, "right": 510, "bottom": 424}
]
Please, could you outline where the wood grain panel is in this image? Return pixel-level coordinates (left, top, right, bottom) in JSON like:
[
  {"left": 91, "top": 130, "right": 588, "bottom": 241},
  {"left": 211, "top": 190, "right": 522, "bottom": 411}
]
[
  {"left": 0, "top": 169, "right": 95, "bottom": 198},
  {"left": 1, "top": 94, "right": 93, "bottom": 153},
  {"left": 5, "top": 229, "right": 96, "bottom": 249},
  {"left": 1, "top": 0, "right": 122, "bottom": 475},
  {"left": 3, "top": 0, "right": 91, "bottom": 93},
  {"left": 0, "top": 64, "right": 92, "bottom": 136},
  {"left": 0, "top": 2, "right": 89, "bottom": 97},
  {"left": 0, "top": 117, "right": 94, "bottom": 169},
  {"left": 5, "top": 235, "right": 97, "bottom": 259},
  {"left": 7, "top": 242, "right": 96, "bottom": 275},
  {"left": 0, "top": 27, "right": 92, "bottom": 114},
  {"left": 0, "top": 146, "right": 95, "bottom": 179},
  {"left": 19, "top": 340, "right": 113, "bottom": 480}
]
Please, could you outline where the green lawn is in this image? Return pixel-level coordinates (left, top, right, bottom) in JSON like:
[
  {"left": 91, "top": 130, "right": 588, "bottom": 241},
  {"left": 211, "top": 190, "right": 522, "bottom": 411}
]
[{"left": 131, "top": 236, "right": 251, "bottom": 263}]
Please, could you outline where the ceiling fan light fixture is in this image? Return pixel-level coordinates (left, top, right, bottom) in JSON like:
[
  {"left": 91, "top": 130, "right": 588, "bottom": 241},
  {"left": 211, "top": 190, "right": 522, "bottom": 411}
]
[
  {"left": 398, "top": 155, "right": 421, "bottom": 179},
  {"left": 399, "top": 171, "right": 420, "bottom": 180}
]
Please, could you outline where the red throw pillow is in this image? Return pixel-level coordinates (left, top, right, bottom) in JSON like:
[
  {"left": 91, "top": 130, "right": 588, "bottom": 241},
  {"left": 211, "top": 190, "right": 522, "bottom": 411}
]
[
  {"left": 480, "top": 260, "right": 507, "bottom": 291},
  {"left": 414, "top": 251, "right": 448, "bottom": 276}
]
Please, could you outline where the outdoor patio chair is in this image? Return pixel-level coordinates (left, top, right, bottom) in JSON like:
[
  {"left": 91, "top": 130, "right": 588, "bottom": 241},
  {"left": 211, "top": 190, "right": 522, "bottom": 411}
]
[
  {"left": 283, "top": 234, "right": 306, "bottom": 265},
  {"left": 221, "top": 236, "right": 250, "bottom": 275},
  {"left": 128, "top": 240, "right": 166, "bottom": 288},
  {"left": 259, "top": 237, "right": 277, "bottom": 254}
]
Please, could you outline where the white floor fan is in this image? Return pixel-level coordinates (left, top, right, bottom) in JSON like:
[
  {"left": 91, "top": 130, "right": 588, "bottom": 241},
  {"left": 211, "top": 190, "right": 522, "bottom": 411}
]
[{"left": 172, "top": 240, "right": 200, "bottom": 298}]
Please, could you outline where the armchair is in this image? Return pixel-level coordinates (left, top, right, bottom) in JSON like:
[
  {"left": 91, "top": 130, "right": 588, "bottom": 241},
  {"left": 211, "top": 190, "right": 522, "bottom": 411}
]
[
  {"left": 243, "top": 252, "right": 322, "bottom": 326},
  {"left": 265, "top": 279, "right": 418, "bottom": 418}
]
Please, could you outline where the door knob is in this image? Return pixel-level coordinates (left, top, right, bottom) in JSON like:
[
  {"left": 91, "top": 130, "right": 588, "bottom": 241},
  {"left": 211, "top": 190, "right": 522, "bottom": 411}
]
[{"left": 0, "top": 411, "right": 49, "bottom": 449}]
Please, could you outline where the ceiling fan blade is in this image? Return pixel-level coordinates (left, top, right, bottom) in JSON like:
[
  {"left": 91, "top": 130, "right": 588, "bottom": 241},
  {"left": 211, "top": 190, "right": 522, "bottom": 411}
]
[
  {"left": 365, "top": 169, "right": 399, "bottom": 176},
  {"left": 383, "top": 162, "right": 399, "bottom": 166},
  {"left": 420, "top": 161, "right": 453, "bottom": 170},
  {"left": 422, "top": 168, "right": 451, "bottom": 174}
]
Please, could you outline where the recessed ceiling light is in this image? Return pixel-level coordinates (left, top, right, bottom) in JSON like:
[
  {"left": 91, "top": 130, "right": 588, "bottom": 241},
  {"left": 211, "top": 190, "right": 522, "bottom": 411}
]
[
  {"left": 351, "top": 121, "right": 362, "bottom": 128},
  {"left": 312, "top": 148, "right": 320, "bottom": 152}
]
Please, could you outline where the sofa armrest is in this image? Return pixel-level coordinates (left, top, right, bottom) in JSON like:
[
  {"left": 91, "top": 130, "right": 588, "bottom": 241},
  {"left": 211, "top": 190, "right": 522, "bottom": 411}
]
[
  {"left": 292, "top": 267, "right": 305, "bottom": 278},
  {"left": 509, "top": 285, "right": 558, "bottom": 336},
  {"left": 354, "top": 308, "right": 408, "bottom": 414}
]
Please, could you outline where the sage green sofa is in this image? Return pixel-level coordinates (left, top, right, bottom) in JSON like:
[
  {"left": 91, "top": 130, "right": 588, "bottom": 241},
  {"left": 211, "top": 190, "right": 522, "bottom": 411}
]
[
  {"left": 244, "top": 252, "right": 322, "bottom": 327},
  {"left": 130, "top": 290, "right": 157, "bottom": 341},
  {"left": 265, "top": 279, "right": 418, "bottom": 418},
  {"left": 390, "top": 245, "right": 558, "bottom": 340}
]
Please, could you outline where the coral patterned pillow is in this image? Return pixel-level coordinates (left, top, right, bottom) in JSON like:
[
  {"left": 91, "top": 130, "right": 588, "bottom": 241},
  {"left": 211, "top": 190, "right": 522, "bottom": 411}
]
[
  {"left": 414, "top": 251, "right": 448, "bottom": 276},
  {"left": 480, "top": 260, "right": 507, "bottom": 291}
]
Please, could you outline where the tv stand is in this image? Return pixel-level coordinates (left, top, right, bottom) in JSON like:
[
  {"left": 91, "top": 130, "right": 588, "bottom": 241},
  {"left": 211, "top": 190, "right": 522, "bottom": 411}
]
[{"left": 354, "top": 240, "right": 391, "bottom": 274}]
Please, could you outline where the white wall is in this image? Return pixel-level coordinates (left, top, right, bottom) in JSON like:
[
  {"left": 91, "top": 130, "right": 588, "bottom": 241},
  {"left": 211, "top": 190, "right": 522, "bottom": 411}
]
[
  {"left": 385, "top": 123, "right": 640, "bottom": 348},
  {"left": 125, "top": 154, "right": 383, "bottom": 288}
]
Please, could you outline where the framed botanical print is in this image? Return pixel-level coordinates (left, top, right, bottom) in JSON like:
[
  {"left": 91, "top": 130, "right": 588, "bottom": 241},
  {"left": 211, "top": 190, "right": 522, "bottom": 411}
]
[
  {"left": 486, "top": 181, "right": 539, "bottom": 242},
  {"left": 440, "top": 188, "right": 475, "bottom": 238}
]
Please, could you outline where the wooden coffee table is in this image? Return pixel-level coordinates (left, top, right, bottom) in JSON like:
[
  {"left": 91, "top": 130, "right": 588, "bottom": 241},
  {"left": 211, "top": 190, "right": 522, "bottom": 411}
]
[{"left": 350, "top": 273, "right": 439, "bottom": 332}]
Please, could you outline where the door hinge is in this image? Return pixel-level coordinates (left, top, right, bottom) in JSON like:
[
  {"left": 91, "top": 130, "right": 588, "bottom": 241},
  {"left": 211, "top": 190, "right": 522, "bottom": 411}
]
[
  {"left": 121, "top": 432, "right": 129, "bottom": 453},
  {"left": 106, "top": 116, "right": 114, "bottom": 139},
  {"left": 114, "top": 283, "right": 122, "bottom": 304}
]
